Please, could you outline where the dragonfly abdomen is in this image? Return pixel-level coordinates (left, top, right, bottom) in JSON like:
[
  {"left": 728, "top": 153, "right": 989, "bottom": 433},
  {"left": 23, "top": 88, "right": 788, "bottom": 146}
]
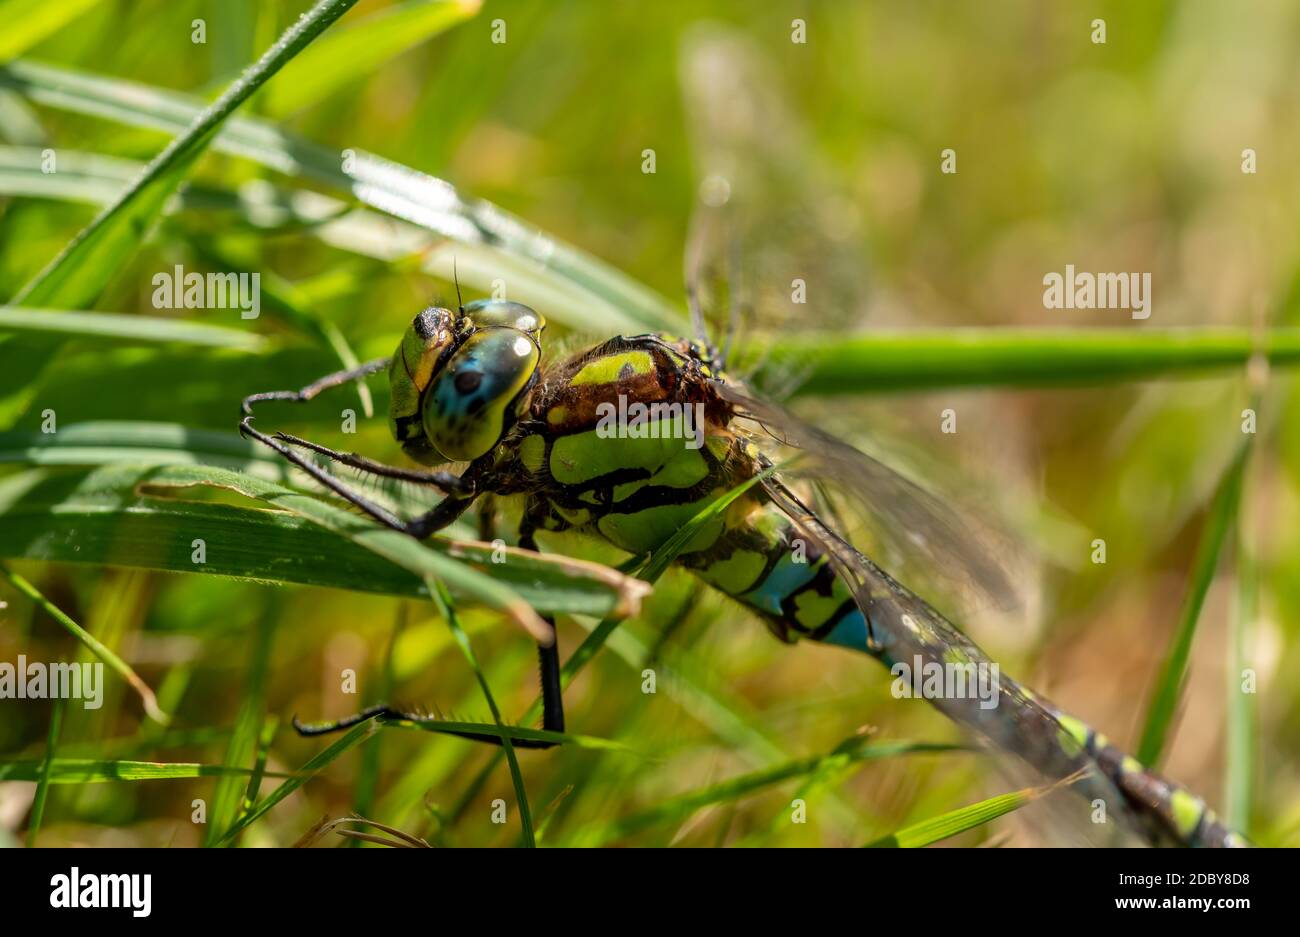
[{"left": 682, "top": 498, "right": 870, "bottom": 646}]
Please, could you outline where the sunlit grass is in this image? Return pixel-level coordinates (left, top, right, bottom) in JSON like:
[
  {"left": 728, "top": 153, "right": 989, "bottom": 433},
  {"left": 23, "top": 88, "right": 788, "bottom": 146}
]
[{"left": 0, "top": 0, "right": 1293, "bottom": 849}]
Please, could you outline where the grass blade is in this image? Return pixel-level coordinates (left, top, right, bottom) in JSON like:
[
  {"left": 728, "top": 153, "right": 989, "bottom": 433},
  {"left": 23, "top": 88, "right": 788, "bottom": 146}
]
[
  {"left": 592, "top": 737, "right": 962, "bottom": 844},
  {"left": 0, "top": 0, "right": 108, "bottom": 60},
  {"left": 1137, "top": 440, "right": 1252, "bottom": 766},
  {"left": 12, "top": 0, "right": 360, "bottom": 308},
  {"left": 25, "top": 696, "right": 63, "bottom": 847},
  {"left": 0, "top": 143, "right": 653, "bottom": 334},
  {"left": 0, "top": 306, "right": 266, "bottom": 350},
  {"left": 0, "top": 562, "right": 168, "bottom": 723},
  {"left": 429, "top": 580, "right": 535, "bottom": 848},
  {"left": 0, "top": 759, "right": 300, "bottom": 783},
  {"left": 0, "top": 61, "right": 683, "bottom": 331},
  {"left": 0, "top": 421, "right": 286, "bottom": 475},
  {"left": 217, "top": 721, "right": 377, "bottom": 844},
  {"left": 0, "top": 463, "right": 644, "bottom": 617},
  {"left": 264, "top": 0, "right": 480, "bottom": 117},
  {"left": 206, "top": 607, "right": 276, "bottom": 846},
  {"left": 863, "top": 785, "right": 1040, "bottom": 848},
  {"left": 1224, "top": 497, "right": 1257, "bottom": 831},
  {"left": 753, "top": 329, "right": 1300, "bottom": 394}
]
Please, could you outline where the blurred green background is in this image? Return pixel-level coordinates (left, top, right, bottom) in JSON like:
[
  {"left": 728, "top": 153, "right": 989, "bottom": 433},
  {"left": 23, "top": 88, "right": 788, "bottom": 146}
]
[{"left": 0, "top": 0, "right": 1297, "bottom": 846}]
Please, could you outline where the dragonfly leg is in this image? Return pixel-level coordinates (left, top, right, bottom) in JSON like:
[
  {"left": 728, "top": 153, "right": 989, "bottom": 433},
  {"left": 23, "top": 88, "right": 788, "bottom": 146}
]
[
  {"left": 240, "top": 360, "right": 483, "bottom": 536},
  {"left": 291, "top": 635, "right": 562, "bottom": 747},
  {"left": 292, "top": 510, "right": 564, "bottom": 748},
  {"left": 292, "top": 705, "right": 558, "bottom": 748},
  {"left": 240, "top": 357, "right": 390, "bottom": 414},
  {"left": 476, "top": 494, "right": 497, "bottom": 542},
  {"left": 269, "top": 431, "right": 471, "bottom": 496},
  {"left": 519, "top": 513, "right": 565, "bottom": 737}
]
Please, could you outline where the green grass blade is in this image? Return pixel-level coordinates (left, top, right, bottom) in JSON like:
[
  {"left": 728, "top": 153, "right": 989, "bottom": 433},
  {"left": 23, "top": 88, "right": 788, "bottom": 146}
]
[
  {"left": 0, "top": 562, "right": 168, "bottom": 723},
  {"left": 429, "top": 580, "right": 535, "bottom": 848},
  {"left": 194, "top": 468, "right": 550, "bottom": 642},
  {"left": 217, "top": 721, "right": 376, "bottom": 844},
  {"left": 0, "top": 61, "right": 683, "bottom": 331},
  {"left": 206, "top": 609, "right": 276, "bottom": 846},
  {"left": 0, "top": 306, "right": 266, "bottom": 350},
  {"left": 25, "top": 696, "right": 63, "bottom": 847},
  {"left": 264, "top": 0, "right": 480, "bottom": 117},
  {"left": 242, "top": 716, "right": 280, "bottom": 821},
  {"left": 592, "top": 738, "right": 962, "bottom": 844},
  {"left": 0, "top": 87, "right": 44, "bottom": 144},
  {"left": 753, "top": 329, "right": 1300, "bottom": 394},
  {"left": 863, "top": 785, "right": 1039, "bottom": 848},
  {"left": 0, "top": 758, "right": 300, "bottom": 783},
  {"left": 350, "top": 609, "right": 404, "bottom": 836},
  {"left": 11, "top": 0, "right": 360, "bottom": 308},
  {"left": 0, "top": 143, "right": 656, "bottom": 335},
  {"left": 0, "top": 462, "right": 646, "bottom": 618},
  {"left": 1137, "top": 440, "right": 1252, "bottom": 766},
  {"left": 0, "top": 145, "right": 136, "bottom": 201},
  {"left": 0, "top": 421, "right": 286, "bottom": 475},
  {"left": 12, "top": 148, "right": 199, "bottom": 306},
  {"left": 0, "top": 0, "right": 108, "bottom": 60},
  {"left": 1224, "top": 501, "right": 1257, "bottom": 831}
]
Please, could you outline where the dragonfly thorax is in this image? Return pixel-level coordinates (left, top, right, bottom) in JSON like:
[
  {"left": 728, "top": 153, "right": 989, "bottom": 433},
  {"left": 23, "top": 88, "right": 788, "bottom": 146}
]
[{"left": 388, "top": 300, "right": 545, "bottom": 464}]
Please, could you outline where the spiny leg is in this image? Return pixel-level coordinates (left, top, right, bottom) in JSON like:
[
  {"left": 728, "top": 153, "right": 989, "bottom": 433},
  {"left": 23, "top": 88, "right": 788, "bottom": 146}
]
[
  {"left": 239, "top": 361, "right": 480, "bottom": 537},
  {"left": 241, "top": 356, "right": 390, "bottom": 413},
  {"left": 293, "top": 508, "right": 565, "bottom": 748},
  {"left": 477, "top": 494, "right": 497, "bottom": 542},
  {"left": 519, "top": 514, "right": 565, "bottom": 738},
  {"left": 292, "top": 704, "right": 559, "bottom": 749},
  {"left": 271, "top": 431, "right": 470, "bottom": 494},
  {"left": 245, "top": 361, "right": 556, "bottom": 744}
]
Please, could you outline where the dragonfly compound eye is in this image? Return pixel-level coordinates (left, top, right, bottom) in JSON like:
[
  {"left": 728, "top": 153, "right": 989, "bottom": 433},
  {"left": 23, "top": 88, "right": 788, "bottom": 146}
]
[
  {"left": 461, "top": 298, "right": 546, "bottom": 335},
  {"left": 422, "top": 327, "right": 540, "bottom": 461}
]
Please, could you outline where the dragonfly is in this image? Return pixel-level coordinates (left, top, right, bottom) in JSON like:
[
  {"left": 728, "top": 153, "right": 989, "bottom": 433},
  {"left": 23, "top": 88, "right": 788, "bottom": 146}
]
[
  {"left": 236, "top": 30, "right": 1246, "bottom": 849},
  {"left": 237, "top": 281, "right": 1244, "bottom": 847}
]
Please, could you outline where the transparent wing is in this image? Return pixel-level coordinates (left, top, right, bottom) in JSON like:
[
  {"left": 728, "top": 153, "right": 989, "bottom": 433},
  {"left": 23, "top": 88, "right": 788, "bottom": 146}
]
[
  {"left": 761, "top": 473, "right": 1140, "bottom": 846},
  {"left": 681, "top": 23, "right": 1144, "bottom": 847},
  {"left": 720, "top": 382, "right": 1023, "bottom": 615},
  {"left": 680, "top": 24, "right": 1027, "bottom": 615},
  {"left": 679, "top": 24, "right": 871, "bottom": 347}
]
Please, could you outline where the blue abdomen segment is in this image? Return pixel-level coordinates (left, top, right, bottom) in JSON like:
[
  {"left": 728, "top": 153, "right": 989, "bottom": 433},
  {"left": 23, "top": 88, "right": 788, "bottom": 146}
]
[
  {"left": 682, "top": 499, "right": 868, "bottom": 647},
  {"left": 741, "top": 550, "right": 818, "bottom": 615},
  {"left": 822, "top": 607, "right": 872, "bottom": 651}
]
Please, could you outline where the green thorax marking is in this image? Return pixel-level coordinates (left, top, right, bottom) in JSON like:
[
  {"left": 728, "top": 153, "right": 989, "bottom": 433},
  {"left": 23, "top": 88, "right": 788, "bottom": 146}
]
[{"left": 501, "top": 334, "right": 855, "bottom": 644}]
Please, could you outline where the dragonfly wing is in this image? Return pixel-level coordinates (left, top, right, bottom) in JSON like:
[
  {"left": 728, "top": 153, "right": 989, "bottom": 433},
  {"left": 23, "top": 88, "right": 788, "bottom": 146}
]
[
  {"left": 680, "top": 27, "right": 1025, "bottom": 615},
  {"left": 761, "top": 472, "right": 1143, "bottom": 845},
  {"left": 721, "top": 381, "right": 1025, "bottom": 615},
  {"left": 679, "top": 25, "right": 872, "bottom": 353}
]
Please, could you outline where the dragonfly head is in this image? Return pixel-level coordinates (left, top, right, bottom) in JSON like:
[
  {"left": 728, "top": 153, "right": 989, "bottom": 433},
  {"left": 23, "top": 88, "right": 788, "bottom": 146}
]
[{"left": 388, "top": 300, "right": 545, "bottom": 464}]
